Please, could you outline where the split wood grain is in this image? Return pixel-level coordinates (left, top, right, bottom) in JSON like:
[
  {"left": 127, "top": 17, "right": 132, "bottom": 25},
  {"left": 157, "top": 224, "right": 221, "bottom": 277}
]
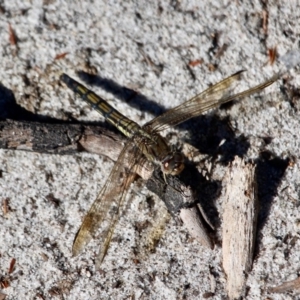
[{"left": 222, "top": 156, "right": 258, "bottom": 300}]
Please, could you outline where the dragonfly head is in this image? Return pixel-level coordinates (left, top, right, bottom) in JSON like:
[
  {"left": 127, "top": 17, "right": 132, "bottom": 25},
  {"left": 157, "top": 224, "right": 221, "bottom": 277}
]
[{"left": 161, "top": 152, "right": 185, "bottom": 175}]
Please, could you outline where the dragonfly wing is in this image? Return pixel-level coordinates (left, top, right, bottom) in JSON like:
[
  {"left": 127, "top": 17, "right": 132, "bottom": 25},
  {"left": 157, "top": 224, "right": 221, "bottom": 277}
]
[
  {"left": 146, "top": 71, "right": 279, "bottom": 132},
  {"left": 72, "top": 139, "right": 142, "bottom": 267}
]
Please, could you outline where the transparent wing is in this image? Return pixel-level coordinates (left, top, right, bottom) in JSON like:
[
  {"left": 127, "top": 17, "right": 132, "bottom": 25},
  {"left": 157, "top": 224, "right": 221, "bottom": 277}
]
[
  {"left": 146, "top": 71, "right": 280, "bottom": 132},
  {"left": 72, "top": 139, "right": 143, "bottom": 267}
]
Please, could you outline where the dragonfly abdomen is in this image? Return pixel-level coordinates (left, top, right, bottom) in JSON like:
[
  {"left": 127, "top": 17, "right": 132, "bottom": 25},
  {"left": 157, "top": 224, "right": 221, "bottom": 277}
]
[{"left": 60, "top": 73, "right": 141, "bottom": 138}]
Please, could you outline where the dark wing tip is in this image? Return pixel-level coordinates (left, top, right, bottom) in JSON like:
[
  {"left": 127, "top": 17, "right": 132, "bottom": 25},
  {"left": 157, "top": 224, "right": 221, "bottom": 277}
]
[{"left": 233, "top": 69, "right": 246, "bottom": 79}]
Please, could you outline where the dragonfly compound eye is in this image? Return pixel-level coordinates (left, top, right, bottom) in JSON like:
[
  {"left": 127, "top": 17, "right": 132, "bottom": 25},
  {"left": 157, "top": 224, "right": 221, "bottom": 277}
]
[{"left": 161, "top": 152, "right": 185, "bottom": 175}]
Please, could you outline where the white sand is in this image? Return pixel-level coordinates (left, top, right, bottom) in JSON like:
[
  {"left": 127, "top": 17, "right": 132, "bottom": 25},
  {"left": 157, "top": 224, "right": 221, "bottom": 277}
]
[{"left": 0, "top": 1, "right": 299, "bottom": 299}]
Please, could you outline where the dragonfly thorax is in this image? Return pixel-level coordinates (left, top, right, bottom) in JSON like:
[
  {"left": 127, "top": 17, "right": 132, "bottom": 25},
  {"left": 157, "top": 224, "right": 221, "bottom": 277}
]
[
  {"left": 135, "top": 129, "right": 185, "bottom": 176},
  {"left": 161, "top": 152, "right": 185, "bottom": 175}
]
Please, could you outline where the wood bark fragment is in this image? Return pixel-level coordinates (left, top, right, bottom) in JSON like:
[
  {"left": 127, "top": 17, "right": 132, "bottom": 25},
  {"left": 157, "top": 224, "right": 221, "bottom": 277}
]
[
  {"left": 180, "top": 205, "right": 213, "bottom": 249},
  {"left": 222, "top": 156, "right": 258, "bottom": 300},
  {"left": 0, "top": 119, "right": 153, "bottom": 179}
]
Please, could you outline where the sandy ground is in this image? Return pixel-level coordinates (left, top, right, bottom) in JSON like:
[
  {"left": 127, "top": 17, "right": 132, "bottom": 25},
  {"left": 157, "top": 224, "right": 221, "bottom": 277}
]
[{"left": 0, "top": 1, "right": 300, "bottom": 299}]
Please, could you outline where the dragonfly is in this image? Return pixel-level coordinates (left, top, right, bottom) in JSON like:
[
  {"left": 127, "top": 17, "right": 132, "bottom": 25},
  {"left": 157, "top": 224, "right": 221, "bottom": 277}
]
[{"left": 60, "top": 70, "right": 280, "bottom": 268}]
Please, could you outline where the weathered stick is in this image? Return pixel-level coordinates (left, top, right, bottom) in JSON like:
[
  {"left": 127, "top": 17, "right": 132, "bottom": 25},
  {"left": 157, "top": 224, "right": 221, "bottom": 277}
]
[
  {"left": 0, "top": 118, "right": 213, "bottom": 248},
  {"left": 222, "top": 156, "right": 258, "bottom": 300}
]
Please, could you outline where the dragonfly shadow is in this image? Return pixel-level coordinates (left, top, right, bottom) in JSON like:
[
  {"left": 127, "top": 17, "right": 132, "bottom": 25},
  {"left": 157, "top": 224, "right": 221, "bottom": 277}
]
[
  {"left": 77, "top": 71, "right": 166, "bottom": 117},
  {"left": 180, "top": 114, "right": 250, "bottom": 165},
  {"left": 0, "top": 82, "right": 75, "bottom": 124},
  {"left": 179, "top": 162, "right": 221, "bottom": 229},
  {"left": 254, "top": 151, "right": 290, "bottom": 256},
  {"left": 0, "top": 81, "right": 122, "bottom": 140},
  {"left": 77, "top": 71, "right": 250, "bottom": 165},
  {"left": 0, "top": 83, "right": 37, "bottom": 121}
]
